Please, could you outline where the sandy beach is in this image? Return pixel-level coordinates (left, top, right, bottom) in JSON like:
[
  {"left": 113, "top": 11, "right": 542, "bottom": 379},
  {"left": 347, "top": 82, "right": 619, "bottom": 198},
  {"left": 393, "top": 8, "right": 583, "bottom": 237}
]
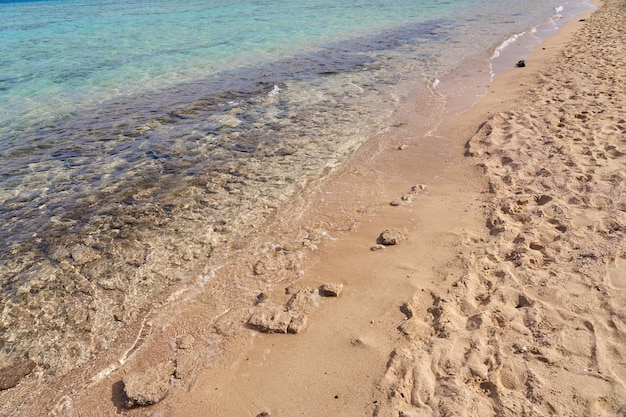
[{"left": 3, "top": 0, "right": 626, "bottom": 415}]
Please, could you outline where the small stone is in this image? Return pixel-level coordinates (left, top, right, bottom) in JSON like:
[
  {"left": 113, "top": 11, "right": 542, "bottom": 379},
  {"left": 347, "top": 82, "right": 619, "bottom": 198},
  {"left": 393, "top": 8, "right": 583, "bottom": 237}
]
[
  {"left": 397, "top": 144, "right": 408, "bottom": 150},
  {"left": 257, "top": 412, "right": 270, "bottom": 417},
  {"left": 208, "top": 114, "right": 242, "bottom": 129},
  {"left": 175, "top": 334, "right": 195, "bottom": 350},
  {"left": 285, "top": 284, "right": 301, "bottom": 295},
  {"left": 0, "top": 359, "right": 36, "bottom": 390},
  {"left": 253, "top": 259, "right": 269, "bottom": 275},
  {"left": 516, "top": 60, "right": 526, "bottom": 68},
  {"left": 256, "top": 292, "right": 269, "bottom": 304},
  {"left": 370, "top": 244, "right": 385, "bottom": 251},
  {"left": 123, "top": 362, "right": 175, "bottom": 408},
  {"left": 319, "top": 283, "right": 344, "bottom": 297},
  {"left": 70, "top": 244, "right": 100, "bottom": 266},
  {"left": 390, "top": 199, "right": 402, "bottom": 207},
  {"left": 377, "top": 228, "right": 409, "bottom": 245}
]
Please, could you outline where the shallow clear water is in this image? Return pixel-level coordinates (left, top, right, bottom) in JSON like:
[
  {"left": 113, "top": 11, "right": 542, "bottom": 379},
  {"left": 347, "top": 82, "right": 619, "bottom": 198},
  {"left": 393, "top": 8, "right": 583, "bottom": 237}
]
[{"left": 0, "top": 0, "right": 593, "bottom": 375}]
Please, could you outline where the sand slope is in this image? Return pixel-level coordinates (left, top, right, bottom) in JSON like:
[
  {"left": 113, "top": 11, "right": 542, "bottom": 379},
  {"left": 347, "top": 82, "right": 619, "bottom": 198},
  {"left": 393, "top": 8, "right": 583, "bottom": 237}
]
[{"left": 376, "top": 1, "right": 626, "bottom": 415}]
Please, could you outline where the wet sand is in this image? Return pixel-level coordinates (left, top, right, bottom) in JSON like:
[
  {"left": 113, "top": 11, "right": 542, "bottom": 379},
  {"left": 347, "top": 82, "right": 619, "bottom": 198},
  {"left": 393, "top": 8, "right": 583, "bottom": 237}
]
[{"left": 4, "top": 0, "right": 626, "bottom": 415}]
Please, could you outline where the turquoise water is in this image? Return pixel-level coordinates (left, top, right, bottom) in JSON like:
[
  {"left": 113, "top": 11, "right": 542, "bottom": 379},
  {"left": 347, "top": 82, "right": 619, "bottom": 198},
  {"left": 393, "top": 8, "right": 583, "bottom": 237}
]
[
  {"left": 0, "top": 0, "right": 452, "bottom": 132},
  {"left": 0, "top": 0, "right": 584, "bottom": 136},
  {"left": 0, "top": 0, "right": 592, "bottom": 381}
]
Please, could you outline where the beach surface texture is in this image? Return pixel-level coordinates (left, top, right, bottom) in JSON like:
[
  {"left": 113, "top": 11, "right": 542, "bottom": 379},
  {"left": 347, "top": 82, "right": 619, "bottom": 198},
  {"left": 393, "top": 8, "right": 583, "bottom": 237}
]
[{"left": 2, "top": 0, "right": 626, "bottom": 415}]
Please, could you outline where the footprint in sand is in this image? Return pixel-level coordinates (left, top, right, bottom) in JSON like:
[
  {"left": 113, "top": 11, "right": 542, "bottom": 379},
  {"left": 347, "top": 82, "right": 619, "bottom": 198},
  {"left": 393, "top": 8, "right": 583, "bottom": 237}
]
[
  {"left": 498, "top": 362, "right": 527, "bottom": 391},
  {"left": 608, "top": 258, "right": 626, "bottom": 289}
]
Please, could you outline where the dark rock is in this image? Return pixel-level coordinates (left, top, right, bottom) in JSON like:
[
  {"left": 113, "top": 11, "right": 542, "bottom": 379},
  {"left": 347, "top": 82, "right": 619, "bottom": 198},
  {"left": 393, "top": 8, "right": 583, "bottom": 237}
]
[
  {"left": 516, "top": 60, "right": 526, "bottom": 68},
  {"left": 0, "top": 360, "right": 36, "bottom": 390},
  {"left": 255, "top": 292, "right": 269, "bottom": 304}
]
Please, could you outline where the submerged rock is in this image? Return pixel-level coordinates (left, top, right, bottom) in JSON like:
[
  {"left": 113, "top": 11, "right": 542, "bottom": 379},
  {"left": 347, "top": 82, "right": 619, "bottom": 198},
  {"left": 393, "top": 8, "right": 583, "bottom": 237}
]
[
  {"left": 122, "top": 362, "right": 175, "bottom": 408},
  {"left": 175, "top": 334, "right": 195, "bottom": 350},
  {"left": 208, "top": 114, "right": 242, "bottom": 129},
  {"left": 0, "top": 359, "right": 36, "bottom": 390},
  {"left": 69, "top": 244, "right": 100, "bottom": 266}
]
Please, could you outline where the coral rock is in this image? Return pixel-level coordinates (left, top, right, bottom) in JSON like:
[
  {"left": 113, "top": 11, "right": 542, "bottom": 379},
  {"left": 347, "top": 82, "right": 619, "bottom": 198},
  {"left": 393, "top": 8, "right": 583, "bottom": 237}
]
[{"left": 122, "top": 362, "right": 175, "bottom": 408}]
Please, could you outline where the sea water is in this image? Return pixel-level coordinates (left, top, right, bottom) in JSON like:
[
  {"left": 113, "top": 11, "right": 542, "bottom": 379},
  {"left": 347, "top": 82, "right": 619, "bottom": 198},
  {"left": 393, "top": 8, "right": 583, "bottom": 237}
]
[{"left": 0, "top": 0, "right": 593, "bottom": 379}]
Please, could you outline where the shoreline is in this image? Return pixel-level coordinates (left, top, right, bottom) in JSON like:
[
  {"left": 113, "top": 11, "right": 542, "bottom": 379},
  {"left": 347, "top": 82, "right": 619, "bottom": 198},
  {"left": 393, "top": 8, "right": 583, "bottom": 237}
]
[{"left": 5, "top": 0, "right": 626, "bottom": 415}]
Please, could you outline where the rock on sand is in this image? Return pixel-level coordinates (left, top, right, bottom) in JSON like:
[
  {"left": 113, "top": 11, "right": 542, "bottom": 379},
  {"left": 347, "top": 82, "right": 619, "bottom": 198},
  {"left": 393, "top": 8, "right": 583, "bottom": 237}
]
[
  {"left": 377, "top": 228, "right": 409, "bottom": 245},
  {"left": 248, "top": 307, "right": 307, "bottom": 334},
  {"left": 319, "top": 283, "right": 344, "bottom": 297},
  {"left": 122, "top": 361, "right": 175, "bottom": 408}
]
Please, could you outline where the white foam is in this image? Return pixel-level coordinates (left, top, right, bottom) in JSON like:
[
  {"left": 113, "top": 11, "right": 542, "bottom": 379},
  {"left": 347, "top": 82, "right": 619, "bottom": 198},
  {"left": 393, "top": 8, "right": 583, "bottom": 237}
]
[
  {"left": 267, "top": 84, "right": 281, "bottom": 97},
  {"left": 551, "top": 4, "right": 566, "bottom": 22},
  {"left": 491, "top": 32, "right": 522, "bottom": 60},
  {"left": 492, "top": 0, "right": 593, "bottom": 67}
]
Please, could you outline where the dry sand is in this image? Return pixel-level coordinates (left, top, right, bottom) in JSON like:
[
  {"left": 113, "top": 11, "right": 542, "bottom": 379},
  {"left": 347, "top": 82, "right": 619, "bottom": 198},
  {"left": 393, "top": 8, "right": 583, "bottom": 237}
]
[{"left": 4, "top": 0, "right": 626, "bottom": 416}]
